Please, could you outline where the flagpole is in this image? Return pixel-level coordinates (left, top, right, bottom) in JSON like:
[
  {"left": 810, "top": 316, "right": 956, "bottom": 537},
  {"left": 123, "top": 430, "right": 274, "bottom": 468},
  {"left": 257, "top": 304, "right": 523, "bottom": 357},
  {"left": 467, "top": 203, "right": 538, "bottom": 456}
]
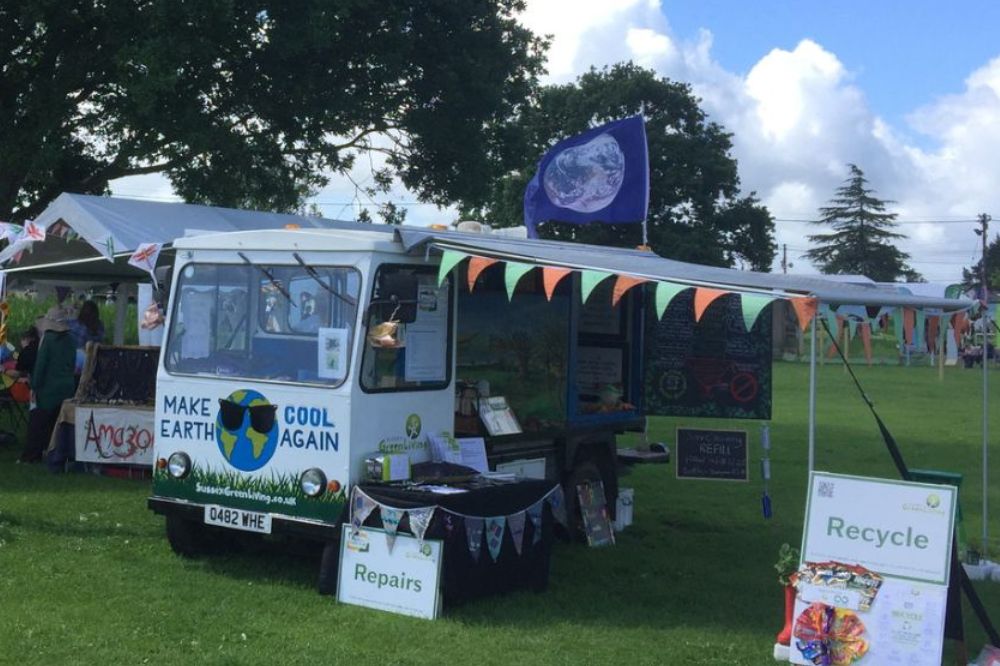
[{"left": 808, "top": 315, "right": 817, "bottom": 473}]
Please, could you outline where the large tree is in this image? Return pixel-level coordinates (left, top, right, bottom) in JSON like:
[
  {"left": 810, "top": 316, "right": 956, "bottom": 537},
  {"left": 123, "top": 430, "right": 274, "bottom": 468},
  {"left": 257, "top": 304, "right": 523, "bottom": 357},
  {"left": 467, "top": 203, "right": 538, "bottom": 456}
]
[
  {"left": 806, "top": 164, "right": 921, "bottom": 281},
  {"left": 0, "top": 0, "right": 545, "bottom": 221},
  {"left": 466, "top": 63, "right": 776, "bottom": 270}
]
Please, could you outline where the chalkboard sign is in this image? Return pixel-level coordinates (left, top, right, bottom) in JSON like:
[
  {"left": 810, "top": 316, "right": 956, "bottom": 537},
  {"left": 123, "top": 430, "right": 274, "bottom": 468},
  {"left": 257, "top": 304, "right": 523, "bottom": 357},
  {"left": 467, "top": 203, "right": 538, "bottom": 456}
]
[
  {"left": 675, "top": 428, "right": 748, "bottom": 481},
  {"left": 77, "top": 344, "right": 158, "bottom": 405},
  {"left": 643, "top": 290, "right": 772, "bottom": 419}
]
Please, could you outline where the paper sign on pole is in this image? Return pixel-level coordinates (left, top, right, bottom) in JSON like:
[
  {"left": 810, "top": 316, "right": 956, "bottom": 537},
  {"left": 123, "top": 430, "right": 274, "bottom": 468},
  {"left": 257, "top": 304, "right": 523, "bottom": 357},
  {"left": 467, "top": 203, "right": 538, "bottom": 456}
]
[
  {"left": 790, "top": 472, "right": 956, "bottom": 666},
  {"left": 337, "top": 525, "right": 442, "bottom": 620}
]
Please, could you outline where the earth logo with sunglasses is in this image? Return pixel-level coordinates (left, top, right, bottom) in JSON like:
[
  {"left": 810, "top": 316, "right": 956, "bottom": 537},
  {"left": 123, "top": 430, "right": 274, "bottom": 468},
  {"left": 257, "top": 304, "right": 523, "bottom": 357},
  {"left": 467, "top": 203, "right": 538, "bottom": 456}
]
[{"left": 216, "top": 389, "right": 280, "bottom": 472}]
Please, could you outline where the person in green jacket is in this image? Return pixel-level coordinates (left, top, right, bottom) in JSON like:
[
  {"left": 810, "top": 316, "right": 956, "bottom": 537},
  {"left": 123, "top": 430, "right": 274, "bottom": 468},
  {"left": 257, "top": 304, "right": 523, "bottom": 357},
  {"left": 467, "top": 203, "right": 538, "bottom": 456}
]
[{"left": 19, "top": 306, "right": 77, "bottom": 463}]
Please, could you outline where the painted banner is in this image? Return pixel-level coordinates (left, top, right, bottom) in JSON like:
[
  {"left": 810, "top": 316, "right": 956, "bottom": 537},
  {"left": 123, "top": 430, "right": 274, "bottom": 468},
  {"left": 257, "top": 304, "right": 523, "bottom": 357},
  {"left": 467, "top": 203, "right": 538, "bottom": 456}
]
[
  {"left": 75, "top": 405, "right": 155, "bottom": 465},
  {"left": 644, "top": 290, "right": 772, "bottom": 419},
  {"left": 337, "top": 525, "right": 442, "bottom": 620},
  {"left": 791, "top": 472, "right": 957, "bottom": 666}
]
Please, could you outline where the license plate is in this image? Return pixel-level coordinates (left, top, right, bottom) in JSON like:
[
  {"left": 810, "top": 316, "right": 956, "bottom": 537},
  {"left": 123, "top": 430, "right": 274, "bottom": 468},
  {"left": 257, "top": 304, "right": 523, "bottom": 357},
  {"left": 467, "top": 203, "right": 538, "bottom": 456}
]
[{"left": 204, "top": 504, "right": 272, "bottom": 534}]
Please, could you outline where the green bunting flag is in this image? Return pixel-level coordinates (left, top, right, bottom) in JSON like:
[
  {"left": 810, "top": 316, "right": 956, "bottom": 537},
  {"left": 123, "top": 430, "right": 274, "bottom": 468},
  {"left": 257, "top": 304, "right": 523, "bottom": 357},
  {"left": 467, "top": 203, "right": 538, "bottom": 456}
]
[
  {"left": 740, "top": 293, "right": 777, "bottom": 332},
  {"left": 893, "top": 309, "right": 904, "bottom": 345},
  {"left": 579, "top": 270, "right": 614, "bottom": 304},
  {"left": 655, "top": 281, "right": 689, "bottom": 318},
  {"left": 504, "top": 261, "right": 535, "bottom": 300},
  {"left": 437, "top": 250, "right": 468, "bottom": 287}
]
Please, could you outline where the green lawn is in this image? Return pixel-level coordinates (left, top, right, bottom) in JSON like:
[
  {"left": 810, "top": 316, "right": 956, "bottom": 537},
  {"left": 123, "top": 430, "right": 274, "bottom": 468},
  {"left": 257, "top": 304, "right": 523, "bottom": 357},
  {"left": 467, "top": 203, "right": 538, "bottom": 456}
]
[{"left": 1, "top": 362, "right": 999, "bottom": 665}]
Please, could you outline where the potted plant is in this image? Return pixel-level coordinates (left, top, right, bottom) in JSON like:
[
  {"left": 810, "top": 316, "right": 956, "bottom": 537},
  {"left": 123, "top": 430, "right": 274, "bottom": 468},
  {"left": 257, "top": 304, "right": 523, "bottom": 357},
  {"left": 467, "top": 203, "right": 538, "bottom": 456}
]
[{"left": 774, "top": 543, "right": 800, "bottom": 646}]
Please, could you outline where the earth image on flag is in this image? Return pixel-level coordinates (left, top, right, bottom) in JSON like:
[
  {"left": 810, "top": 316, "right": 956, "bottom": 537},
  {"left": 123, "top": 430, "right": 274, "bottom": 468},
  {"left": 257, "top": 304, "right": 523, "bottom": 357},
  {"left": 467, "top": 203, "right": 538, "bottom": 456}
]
[
  {"left": 543, "top": 133, "right": 625, "bottom": 213},
  {"left": 215, "top": 389, "right": 280, "bottom": 472}
]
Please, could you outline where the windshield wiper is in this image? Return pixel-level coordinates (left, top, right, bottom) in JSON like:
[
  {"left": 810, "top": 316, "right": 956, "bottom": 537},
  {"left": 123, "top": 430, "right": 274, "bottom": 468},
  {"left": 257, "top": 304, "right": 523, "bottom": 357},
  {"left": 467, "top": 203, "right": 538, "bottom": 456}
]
[
  {"left": 294, "top": 252, "right": 356, "bottom": 309},
  {"left": 238, "top": 252, "right": 295, "bottom": 306}
]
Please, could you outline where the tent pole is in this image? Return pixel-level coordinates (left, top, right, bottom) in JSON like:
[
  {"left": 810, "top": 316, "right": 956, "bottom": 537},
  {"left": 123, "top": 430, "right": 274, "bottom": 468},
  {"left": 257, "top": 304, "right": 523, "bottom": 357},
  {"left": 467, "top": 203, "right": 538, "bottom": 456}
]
[
  {"left": 984, "top": 308, "right": 990, "bottom": 552},
  {"left": 809, "top": 315, "right": 817, "bottom": 473}
]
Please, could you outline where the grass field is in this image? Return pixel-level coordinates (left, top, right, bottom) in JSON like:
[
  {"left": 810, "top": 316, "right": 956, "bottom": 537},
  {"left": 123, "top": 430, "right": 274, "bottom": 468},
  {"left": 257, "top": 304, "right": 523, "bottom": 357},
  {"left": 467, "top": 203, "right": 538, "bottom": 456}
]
[{"left": 1, "top": 362, "right": 999, "bottom": 665}]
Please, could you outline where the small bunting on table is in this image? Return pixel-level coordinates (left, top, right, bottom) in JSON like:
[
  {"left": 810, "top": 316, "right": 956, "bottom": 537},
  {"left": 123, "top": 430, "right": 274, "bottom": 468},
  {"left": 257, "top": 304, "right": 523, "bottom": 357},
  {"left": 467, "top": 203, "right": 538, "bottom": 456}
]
[
  {"left": 542, "top": 266, "right": 573, "bottom": 301},
  {"left": 485, "top": 516, "right": 506, "bottom": 562},
  {"left": 525, "top": 500, "right": 542, "bottom": 545},
  {"left": 407, "top": 507, "right": 435, "bottom": 542},
  {"left": 547, "top": 486, "right": 567, "bottom": 527},
  {"left": 789, "top": 297, "right": 819, "bottom": 332},
  {"left": 467, "top": 256, "right": 498, "bottom": 292},
  {"left": 655, "top": 281, "right": 688, "bottom": 318},
  {"left": 351, "top": 490, "right": 377, "bottom": 534},
  {"left": 740, "top": 293, "right": 777, "bottom": 332},
  {"left": 380, "top": 507, "right": 403, "bottom": 553},
  {"left": 465, "top": 517, "right": 485, "bottom": 562},
  {"left": 526, "top": 501, "right": 543, "bottom": 546},
  {"left": 437, "top": 250, "right": 467, "bottom": 287},
  {"left": 507, "top": 511, "right": 527, "bottom": 556},
  {"left": 504, "top": 261, "right": 535, "bottom": 300},
  {"left": 612, "top": 275, "right": 648, "bottom": 307},
  {"left": 693, "top": 287, "right": 729, "bottom": 322},
  {"left": 580, "top": 270, "right": 614, "bottom": 304}
]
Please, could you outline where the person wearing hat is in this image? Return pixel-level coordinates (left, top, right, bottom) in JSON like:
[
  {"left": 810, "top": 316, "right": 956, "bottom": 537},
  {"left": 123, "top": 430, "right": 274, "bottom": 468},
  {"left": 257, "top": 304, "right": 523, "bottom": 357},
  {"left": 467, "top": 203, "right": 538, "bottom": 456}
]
[{"left": 19, "top": 307, "right": 77, "bottom": 463}]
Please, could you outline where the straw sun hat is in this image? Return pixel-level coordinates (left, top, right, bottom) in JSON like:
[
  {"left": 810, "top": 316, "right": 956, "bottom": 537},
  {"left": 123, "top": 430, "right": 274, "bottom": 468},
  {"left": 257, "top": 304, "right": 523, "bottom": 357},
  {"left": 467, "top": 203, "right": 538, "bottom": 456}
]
[{"left": 36, "top": 306, "right": 70, "bottom": 333}]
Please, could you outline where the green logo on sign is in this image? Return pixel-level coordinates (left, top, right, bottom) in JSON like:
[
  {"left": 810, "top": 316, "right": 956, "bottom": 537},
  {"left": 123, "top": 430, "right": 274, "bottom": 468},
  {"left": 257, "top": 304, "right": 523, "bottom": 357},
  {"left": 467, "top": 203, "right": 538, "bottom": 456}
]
[
  {"left": 926, "top": 494, "right": 941, "bottom": 509},
  {"left": 405, "top": 414, "right": 422, "bottom": 440}
]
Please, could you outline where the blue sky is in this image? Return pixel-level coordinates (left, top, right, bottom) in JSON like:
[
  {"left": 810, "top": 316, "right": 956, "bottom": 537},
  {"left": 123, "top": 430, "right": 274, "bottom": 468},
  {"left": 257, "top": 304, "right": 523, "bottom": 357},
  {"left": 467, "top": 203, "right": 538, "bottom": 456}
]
[{"left": 665, "top": 0, "right": 1000, "bottom": 133}]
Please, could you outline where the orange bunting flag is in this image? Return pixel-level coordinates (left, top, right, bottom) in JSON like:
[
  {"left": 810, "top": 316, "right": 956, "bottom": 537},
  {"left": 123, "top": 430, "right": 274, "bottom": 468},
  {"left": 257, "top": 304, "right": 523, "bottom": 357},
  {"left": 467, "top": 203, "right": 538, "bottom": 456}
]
[
  {"left": 542, "top": 267, "right": 573, "bottom": 301},
  {"left": 467, "top": 256, "right": 499, "bottom": 292},
  {"left": 927, "top": 316, "right": 940, "bottom": 353},
  {"left": 903, "top": 308, "right": 915, "bottom": 345},
  {"left": 612, "top": 275, "right": 648, "bottom": 306},
  {"left": 790, "top": 297, "right": 819, "bottom": 332},
  {"left": 860, "top": 323, "right": 873, "bottom": 365},
  {"left": 693, "top": 288, "right": 728, "bottom": 322}
]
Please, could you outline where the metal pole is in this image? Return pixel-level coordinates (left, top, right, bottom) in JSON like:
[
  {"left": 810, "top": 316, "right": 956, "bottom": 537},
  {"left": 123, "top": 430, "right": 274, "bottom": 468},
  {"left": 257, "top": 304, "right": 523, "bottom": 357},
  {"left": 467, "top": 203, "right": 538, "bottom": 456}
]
[
  {"left": 977, "top": 212, "right": 991, "bottom": 551},
  {"left": 809, "top": 315, "right": 817, "bottom": 473}
]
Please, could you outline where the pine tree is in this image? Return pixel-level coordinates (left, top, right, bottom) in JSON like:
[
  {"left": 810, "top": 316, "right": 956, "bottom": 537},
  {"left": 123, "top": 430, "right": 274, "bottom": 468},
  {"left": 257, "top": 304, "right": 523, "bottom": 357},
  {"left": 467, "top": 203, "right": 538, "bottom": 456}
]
[{"left": 806, "top": 164, "right": 921, "bottom": 282}]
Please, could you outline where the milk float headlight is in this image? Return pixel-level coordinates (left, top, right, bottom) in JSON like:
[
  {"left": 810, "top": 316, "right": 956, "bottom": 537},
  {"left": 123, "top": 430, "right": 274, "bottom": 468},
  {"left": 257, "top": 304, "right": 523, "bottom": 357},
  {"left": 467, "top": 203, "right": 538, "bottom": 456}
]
[
  {"left": 300, "top": 468, "right": 327, "bottom": 497},
  {"left": 167, "top": 452, "right": 192, "bottom": 479}
]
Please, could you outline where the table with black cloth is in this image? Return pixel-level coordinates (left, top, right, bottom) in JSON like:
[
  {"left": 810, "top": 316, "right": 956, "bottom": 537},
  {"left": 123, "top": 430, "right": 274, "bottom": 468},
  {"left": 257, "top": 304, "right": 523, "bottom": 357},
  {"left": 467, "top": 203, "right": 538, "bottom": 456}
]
[{"left": 356, "top": 479, "right": 557, "bottom": 606}]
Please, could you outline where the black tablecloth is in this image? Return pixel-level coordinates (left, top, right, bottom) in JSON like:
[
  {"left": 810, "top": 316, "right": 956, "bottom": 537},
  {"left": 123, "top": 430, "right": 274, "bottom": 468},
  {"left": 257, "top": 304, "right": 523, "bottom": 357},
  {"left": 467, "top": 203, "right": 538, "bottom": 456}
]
[{"left": 357, "top": 480, "right": 556, "bottom": 605}]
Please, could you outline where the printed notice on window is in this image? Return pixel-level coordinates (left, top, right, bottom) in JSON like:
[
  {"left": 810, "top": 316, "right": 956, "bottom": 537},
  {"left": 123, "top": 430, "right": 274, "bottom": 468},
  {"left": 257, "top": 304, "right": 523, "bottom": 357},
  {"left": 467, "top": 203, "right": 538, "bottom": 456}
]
[{"left": 404, "top": 282, "right": 448, "bottom": 382}]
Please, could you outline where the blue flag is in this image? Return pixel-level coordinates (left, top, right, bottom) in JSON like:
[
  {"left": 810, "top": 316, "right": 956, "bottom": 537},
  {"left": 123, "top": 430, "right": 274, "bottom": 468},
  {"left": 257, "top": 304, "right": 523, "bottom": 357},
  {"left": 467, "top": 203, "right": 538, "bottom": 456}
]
[{"left": 523, "top": 115, "right": 649, "bottom": 239}]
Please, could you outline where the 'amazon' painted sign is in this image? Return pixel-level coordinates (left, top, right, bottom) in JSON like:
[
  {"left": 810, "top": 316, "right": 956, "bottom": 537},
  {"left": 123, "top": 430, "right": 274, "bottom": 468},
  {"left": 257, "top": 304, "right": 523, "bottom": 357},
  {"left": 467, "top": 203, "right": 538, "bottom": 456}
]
[{"left": 75, "top": 405, "right": 155, "bottom": 465}]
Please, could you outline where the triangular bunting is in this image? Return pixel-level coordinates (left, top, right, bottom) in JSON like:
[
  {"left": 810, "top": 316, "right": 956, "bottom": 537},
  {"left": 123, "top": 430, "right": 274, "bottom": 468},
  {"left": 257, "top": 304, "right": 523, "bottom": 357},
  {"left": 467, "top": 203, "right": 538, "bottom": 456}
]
[
  {"left": 505, "top": 261, "right": 535, "bottom": 300},
  {"left": 407, "top": 507, "right": 435, "bottom": 542},
  {"left": 437, "top": 250, "right": 467, "bottom": 286},
  {"left": 547, "top": 486, "right": 567, "bottom": 527},
  {"left": 526, "top": 502, "right": 543, "bottom": 546},
  {"left": 542, "top": 266, "right": 573, "bottom": 301},
  {"left": 351, "top": 489, "right": 377, "bottom": 534},
  {"left": 740, "top": 293, "right": 776, "bottom": 332},
  {"left": 580, "top": 270, "right": 614, "bottom": 304},
  {"left": 847, "top": 318, "right": 858, "bottom": 340},
  {"left": 465, "top": 516, "right": 485, "bottom": 562},
  {"left": 485, "top": 516, "right": 506, "bottom": 562},
  {"left": 507, "top": 511, "right": 527, "bottom": 556},
  {"left": 693, "top": 288, "right": 729, "bottom": 322},
  {"left": 467, "top": 256, "right": 498, "bottom": 292},
  {"left": 380, "top": 507, "right": 403, "bottom": 553},
  {"left": 790, "top": 297, "right": 819, "bottom": 332},
  {"left": 612, "top": 275, "right": 648, "bottom": 307},
  {"left": 655, "top": 282, "right": 689, "bottom": 318}
]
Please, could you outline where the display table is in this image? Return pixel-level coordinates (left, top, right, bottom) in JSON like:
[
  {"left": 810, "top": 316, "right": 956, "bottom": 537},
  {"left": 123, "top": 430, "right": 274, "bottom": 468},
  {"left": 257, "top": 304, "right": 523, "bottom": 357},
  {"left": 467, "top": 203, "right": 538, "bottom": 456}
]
[{"left": 355, "top": 479, "right": 558, "bottom": 606}]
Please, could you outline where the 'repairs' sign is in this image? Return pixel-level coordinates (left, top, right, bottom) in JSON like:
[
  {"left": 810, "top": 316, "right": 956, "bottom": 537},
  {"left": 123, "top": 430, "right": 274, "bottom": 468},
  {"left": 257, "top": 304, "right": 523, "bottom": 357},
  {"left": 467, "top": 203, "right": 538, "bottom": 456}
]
[{"left": 337, "top": 525, "right": 442, "bottom": 619}]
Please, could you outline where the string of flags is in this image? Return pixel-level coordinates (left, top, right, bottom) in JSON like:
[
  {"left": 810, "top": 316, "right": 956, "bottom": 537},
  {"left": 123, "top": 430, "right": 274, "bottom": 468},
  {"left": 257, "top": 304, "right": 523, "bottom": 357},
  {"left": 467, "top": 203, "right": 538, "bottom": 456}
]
[
  {"left": 436, "top": 248, "right": 821, "bottom": 333},
  {"left": 350, "top": 485, "right": 567, "bottom": 561}
]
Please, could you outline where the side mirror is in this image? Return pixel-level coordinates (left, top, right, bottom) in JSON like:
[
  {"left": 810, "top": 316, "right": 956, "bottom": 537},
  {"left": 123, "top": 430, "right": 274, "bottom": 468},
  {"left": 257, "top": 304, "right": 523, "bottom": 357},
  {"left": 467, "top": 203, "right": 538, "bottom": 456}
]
[{"left": 374, "top": 272, "right": 419, "bottom": 324}]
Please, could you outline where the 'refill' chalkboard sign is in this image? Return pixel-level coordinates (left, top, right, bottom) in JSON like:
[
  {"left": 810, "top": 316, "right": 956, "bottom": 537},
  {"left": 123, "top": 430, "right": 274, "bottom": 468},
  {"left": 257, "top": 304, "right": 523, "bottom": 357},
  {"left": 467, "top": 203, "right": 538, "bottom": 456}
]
[
  {"left": 643, "top": 290, "right": 772, "bottom": 420},
  {"left": 675, "top": 428, "right": 748, "bottom": 481}
]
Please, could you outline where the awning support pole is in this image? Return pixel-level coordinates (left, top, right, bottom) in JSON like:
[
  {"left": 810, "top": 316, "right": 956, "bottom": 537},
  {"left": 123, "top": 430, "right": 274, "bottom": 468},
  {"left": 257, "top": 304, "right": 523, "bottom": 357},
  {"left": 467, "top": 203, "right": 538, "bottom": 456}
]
[
  {"left": 983, "top": 308, "right": 990, "bottom": 552},
  {"left": 808, "top": 315, "right": 817, "bottom": 473}
]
